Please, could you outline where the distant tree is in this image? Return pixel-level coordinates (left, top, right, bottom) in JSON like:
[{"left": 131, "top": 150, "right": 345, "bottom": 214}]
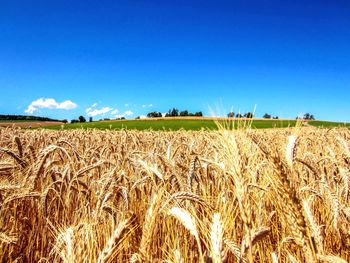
[
  {"left": 166, "top": 108, "right": 179, "bottom": 117},
  {"left": 172, "top": 108, "right": 179, "bottom": 117},
  {"left": 135, "top": 116, "right": 140, "bottom": 119},
  {"left": 236, "top": 113, "right": 243, "bottom": 118},
  {"left": 78, "top": 116, "right": 86, "bottom": 123},
  {"left": 89, "top": 117, "right": 93, "bottom": 122},
  {"left": 71, "top": 119, "right": 79, "bottom": 123},
  {"left": 244, "top": 112, "right": 253, "bottom": 118},
  {"left": 273, "top": 116, "right": 279, "bottom": 119},
  {"left": 263, "top": 113, "right": 271, "bottom": 119},
  {"left": 159, "top": 108, "right": 204, "bottom": 117},
  {"left": 180, "top": 110, "right": 189, "bottom": 116},
  {"left": 227, "top": 112, "right": 235, "bottom": 118},
  {"left": 147, "top": 111, "right": 162, "bottom": 118},
  {"left": 62, "top": 119, "right": 68, "bottom": 124},
  {"left": 303, "top": 113, "right": 315, "bottom": 120}
]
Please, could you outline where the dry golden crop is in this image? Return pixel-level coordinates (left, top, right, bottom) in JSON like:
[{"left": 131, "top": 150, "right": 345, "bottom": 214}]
[{"left": 0, "top": 126, "right": 349, "bottom": 262}]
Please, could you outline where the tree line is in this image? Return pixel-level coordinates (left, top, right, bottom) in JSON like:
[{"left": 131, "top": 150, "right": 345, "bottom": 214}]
[
  {"left": 227, "top": 112, "right": 257, "bottom": 118},
  {"left": 3, "top": 111, "right": 315, "bottom": 124},
  {"left": 296, "top": 113, "right": 315, "bottom": 120},
  {"left": 226, "top": 112, "right": 315, "bottom": 120},
  {"left": 73, "top": 111, "right": 315, "bottom": 122},
  {"left": 0, "top": 114, "right": 62, "bottom": 122},
  {"left": 70, "top": 116, "right": 88, "bottom": 123},
  {"left": 146, "top": 108, "right": 203, "bottom": 118}
]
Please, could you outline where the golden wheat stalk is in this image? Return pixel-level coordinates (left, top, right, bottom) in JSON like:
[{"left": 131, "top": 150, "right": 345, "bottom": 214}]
[
  {"left": 210, "top": 213, "right": 223, "bottom": 263},
  {"left": 286, "top": 135, "right": 297, "bottom": 167},
  {"left": 168, "top": 206, "right": 204, "bottom": 263},
  {"left": 0, "top": 231, "right": 18, "bottom": 244},
  {"left": 97, "top": 217, "right": 133, "bottom": 263}
]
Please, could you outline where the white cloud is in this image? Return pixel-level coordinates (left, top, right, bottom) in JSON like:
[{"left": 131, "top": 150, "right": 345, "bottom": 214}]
[
  {"left": 111, "top": 109, "right": 119, "bottom": 115},
  {"left": 139, "top": 115, "right": 147, "bottom": 119},
  {"left": 86, "top": 106, "right": 113, "bottom": 117},
  {"left": 25, "top": 105, "right": 36, "bottom": 114},
  {"left": 125, "top": 103, "right": 137, "bottom": 107},
  {"left": 25, "top": 98, "right": 77, "bottom": 114},
  {"left": 142, "top": 103, "right": 153, "bottom": 108},
  {"left": 161, "top": 112, "right": 167, "bottom": 117},
  {"left": 114, "top": 110, "right": 134, "bottom": 119},
  {"left": 85, "top": 102, "right": 99, "bottom": 114},
  {"left": 57, "top": 100, "right": 77, "bottom": 110}
]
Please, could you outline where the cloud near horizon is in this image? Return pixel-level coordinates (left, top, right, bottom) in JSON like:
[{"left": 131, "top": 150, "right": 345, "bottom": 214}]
[
  {"left": 85, "top": 103, "right": 133, "bottom": 118},
  {"left": 110, "top": 109, "right": 119, "bottom": 115},
  {"left": 86, "top": 105, "right": 113, "bottom": 117},
  {"left": 114, "top": 110, "right": 133, "bottom": 119},
  {"left": 141, "top": 103, "right": 153, "bottom": 108},
  {"left": 25, "top": 98, "right": 77, "bottom": 114}
]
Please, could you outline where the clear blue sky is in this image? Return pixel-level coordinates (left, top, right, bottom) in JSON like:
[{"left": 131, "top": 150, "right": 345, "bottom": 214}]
[{"left": 1, "top": 0, "right": 349, "bottom": 121}]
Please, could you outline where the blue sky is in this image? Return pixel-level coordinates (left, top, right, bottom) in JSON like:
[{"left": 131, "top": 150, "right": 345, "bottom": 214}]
[{"left": 0, "top": 0, "right": 349, "bottom": 121}]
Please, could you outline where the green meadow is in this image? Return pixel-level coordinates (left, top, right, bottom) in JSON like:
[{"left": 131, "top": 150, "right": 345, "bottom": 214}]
[{"left": 42, "top": 119, "right": 349, "bottom": 131}]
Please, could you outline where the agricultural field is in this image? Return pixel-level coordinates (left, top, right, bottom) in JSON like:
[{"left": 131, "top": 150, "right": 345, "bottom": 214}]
[
  {"left": 0, "top": 126, "right": 349, "bottom": 262},
  {"left": 43, "top": 118, "right": 349, "bottom": 130},
  {"left": 0, "top": 121, "right": 64, "bottom": 129},
  {"left": 1, "top": 118, "right": 349, "bottom": 131}
]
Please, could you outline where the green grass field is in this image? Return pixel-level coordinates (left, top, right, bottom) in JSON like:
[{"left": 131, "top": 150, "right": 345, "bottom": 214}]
[
  {"left": 308, "top": 120, "right": 350, "bottom": 128},
  {"left": 44, "top": 119, "right": 300, "bottom": 131},
  {"left": 3, "top": 118, "right": 348, "bottom": 131}
]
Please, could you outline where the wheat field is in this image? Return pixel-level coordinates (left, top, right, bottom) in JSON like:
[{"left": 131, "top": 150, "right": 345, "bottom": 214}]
[{"left": 0, "top": 126, "right": 349, "bottom": 262}]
